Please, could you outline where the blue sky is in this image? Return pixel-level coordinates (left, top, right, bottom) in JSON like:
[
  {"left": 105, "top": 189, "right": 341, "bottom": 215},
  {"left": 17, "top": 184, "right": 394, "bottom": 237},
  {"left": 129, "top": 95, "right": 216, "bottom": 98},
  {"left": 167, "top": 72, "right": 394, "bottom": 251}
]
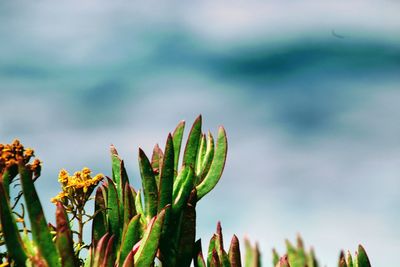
[{"left": 1, "top": 1, "right": 400, "bottom": 266}]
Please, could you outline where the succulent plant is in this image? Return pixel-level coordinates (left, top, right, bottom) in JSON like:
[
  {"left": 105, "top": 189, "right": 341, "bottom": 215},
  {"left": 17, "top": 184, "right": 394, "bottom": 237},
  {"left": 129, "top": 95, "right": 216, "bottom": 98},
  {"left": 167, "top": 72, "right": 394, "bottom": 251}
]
[
  {"left": 0, "top": 116, "right": 373, "bottom": 267},
  {"left": 338, "top": 245, "right": 371, "bottom": 267},
  {"left": 272, "top": 236, "right": 318, "bottom": 267}
]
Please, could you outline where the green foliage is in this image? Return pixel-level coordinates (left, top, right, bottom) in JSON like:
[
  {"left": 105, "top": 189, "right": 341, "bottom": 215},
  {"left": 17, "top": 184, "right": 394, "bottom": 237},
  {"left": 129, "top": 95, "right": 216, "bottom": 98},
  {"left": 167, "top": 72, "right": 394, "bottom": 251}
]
[
  {"left": 338, "top": 245, "right": 371, "bottom": 267},
  {"left": 273, "top": 236, "right": 317, "bottom": 267},
  {"left": 0, "top": 117, "right": 374, "bottom": 267}
]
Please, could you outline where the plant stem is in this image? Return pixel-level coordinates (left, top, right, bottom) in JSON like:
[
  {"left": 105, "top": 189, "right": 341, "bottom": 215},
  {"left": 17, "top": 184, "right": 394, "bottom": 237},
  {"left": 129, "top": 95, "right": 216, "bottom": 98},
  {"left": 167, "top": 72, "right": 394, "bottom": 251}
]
[{"left": 77, "top": 207, "right": 84, "bottom": 248}]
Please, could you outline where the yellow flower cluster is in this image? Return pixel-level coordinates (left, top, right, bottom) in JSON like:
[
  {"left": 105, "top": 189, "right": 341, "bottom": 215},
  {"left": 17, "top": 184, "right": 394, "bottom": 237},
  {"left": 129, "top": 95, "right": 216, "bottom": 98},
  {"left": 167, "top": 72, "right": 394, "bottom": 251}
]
[
  {"left": 51, "top": 167, "right": 104, "bottom": 204},
  {"left": 0, "top": 139, "right": 40, "bottom": 175}
]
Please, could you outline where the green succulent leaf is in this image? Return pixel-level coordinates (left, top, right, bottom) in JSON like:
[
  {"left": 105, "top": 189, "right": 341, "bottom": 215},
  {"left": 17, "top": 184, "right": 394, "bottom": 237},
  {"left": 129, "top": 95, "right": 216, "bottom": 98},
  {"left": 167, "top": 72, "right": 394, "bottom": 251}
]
[
  {"left": 19, "top": 164, "right": 60, "bottom": 267},
  {"left": 208, "top": 234, "right": 217, "bottom": 266},
  {"left": 123, "top": 183, "right": 137, "bottom": 231},
  {"left": 228, "top": 235, "right": 242, "bottom": 267},
  {"left": 172, "top": 166, "right": 194, "bottom": 215},
  {"left": 346, "top": 251, "right": 354, "bottom": 267},
  {"left": 92, "top": 186, "right": 108, "bottom": 248},
  {"left": 93, "top": 233, "right": 110, "bottom": 267},
  {"left": 215, "top": 222, "right": 230, "bottom": 267},
  {"left": 119, "top": 214, "right": 141, "bottom": 267},
  {"left": 122, "top": 250, "right": 135, "bottom": 267},
  {"left": 339, "top": 251, "right": 348, "bottom": 267},
  {"left": 172, "top": 120, "right": 185, "bottom": 175},
  {"left": 134, "top": 206, "right": 169, "bottom": 267},
  {"left": 175, "top": 191, "right": 197, "bottom": 267},
  {"left": 106, "top": 177, "right": 121, "bottom": 246},
  {"left": 134, "top": 190, "right": 146, "bottom": 227},
  {"left": 197, "top": 131, "right": 215, "bottom": 184},
  {"left": 158, "top": 134, "right": 174, "bottom": 212},
  {"left": 0, "top": 178, "right": 27, "bottom": 266},
  {"left": 272, "top": 249, "right": 280, "bottom": 267},
  {"left": 111, "top": 145, "right": 129, "bottom": 221},
  {"left": 196, "top": 126, "right": 227, "bottom": 200},
  {"left": 138, "top": 148, "right": 158, "bottom": 220},
  {"left": 102, "top": 235, "right": 116, "bottom": 267},
  {"left": 151, "top": 144, "right": 163, "bottom": 187},
  {"left": 211, "top": 249, "right": 221, "bottom": 267},
  {"left": 55, "top": 202, "right": 78, "bottom": 267},
  {"left": 357, "top": 245, "right": 371, "bottom": 267},
  {"left": 182, "top": 115, "right": 202, "bottom": 169},
  {"left": 194, "top": 239, "right": 206, "bottom": 267},
  {"left": 196, "top": 134, "right": 207, "bottom": 175}
]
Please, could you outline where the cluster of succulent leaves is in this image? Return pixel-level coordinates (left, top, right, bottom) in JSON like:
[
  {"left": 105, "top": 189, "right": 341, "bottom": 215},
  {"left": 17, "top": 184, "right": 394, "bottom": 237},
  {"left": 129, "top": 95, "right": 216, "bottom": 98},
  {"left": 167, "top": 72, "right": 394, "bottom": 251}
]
[{"left": 0, "top": 116, "right": 372, "bottom": 267}]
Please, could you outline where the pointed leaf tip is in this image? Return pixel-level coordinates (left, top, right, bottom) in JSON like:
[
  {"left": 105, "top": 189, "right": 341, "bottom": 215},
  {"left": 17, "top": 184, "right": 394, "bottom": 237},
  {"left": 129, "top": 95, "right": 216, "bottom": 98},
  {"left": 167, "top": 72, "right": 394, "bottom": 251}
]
[
  {"left": 357, "top": 245, "right": 371, "bottom": 267},
  {"left": 111, "top": 144, "right": 118, "bottom": 155}
]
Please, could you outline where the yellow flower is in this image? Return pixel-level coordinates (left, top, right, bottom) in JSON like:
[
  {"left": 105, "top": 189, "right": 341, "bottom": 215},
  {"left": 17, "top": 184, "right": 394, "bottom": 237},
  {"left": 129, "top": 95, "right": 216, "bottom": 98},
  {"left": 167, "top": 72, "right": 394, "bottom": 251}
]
[
  {"left": 51, "top": 191, "right": 68, "bottom": 203},
  {"left": 52, "top": 167, "right": 104, "bottom": 205},
  {"left": 58, "top": 169, "right": 69, "bottom": 184},
  {"left": 0, "top": 139, "right": 39, "bottom": 175}
]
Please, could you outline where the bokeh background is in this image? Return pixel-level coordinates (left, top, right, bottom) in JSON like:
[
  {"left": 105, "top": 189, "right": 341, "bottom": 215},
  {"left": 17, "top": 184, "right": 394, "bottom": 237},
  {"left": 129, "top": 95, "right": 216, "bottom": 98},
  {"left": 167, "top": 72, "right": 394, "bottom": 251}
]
[{"left": 1, "top": 1, "right": 400, "bottom": 266}]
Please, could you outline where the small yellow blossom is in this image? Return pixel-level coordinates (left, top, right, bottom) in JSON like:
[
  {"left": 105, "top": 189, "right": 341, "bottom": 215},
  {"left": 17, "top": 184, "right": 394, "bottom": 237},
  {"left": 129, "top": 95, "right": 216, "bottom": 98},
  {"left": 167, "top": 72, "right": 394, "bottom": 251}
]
[
  {"left": 0, "top": 139, "right": 40, "bottom": 176},
  {"left": 51, "top": 191, "right": 68, "bottom": 203},
  {"left": 52, "top": 167, "right": 104, "bottom": 206}
]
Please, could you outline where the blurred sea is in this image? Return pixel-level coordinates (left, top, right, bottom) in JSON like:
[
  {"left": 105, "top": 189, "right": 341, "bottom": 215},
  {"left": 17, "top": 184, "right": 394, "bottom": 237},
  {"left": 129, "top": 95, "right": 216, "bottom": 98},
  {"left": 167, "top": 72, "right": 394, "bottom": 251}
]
[{"left": 1, "top": 1, "right": 400, "bottom": 266}]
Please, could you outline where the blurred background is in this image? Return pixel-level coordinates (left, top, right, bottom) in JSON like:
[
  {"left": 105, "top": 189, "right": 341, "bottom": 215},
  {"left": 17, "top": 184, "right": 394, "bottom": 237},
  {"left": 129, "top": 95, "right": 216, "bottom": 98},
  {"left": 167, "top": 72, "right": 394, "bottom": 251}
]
[{"left": 1, "top": 1, "right": 400, "bottom": 266}]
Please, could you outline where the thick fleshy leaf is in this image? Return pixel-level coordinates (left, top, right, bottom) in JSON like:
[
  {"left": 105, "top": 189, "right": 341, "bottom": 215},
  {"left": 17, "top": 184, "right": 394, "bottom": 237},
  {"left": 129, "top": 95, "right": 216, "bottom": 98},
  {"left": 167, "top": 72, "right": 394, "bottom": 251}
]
[
  {"left": 56, "top": 202, "right": 78, "bottom": 267},
  {"left": 197, "top": 131, "right": 215, "bottom": 184},
  {"left": 215, "top": 222, "right": 230, "bottom": 267},
  {"left": 272, "top": 249, "right": 280, "bottom": 266},
  {"left": 211, "top": 249, "right": 221, "bottom": 267},
  {"left": 194, "top": 239, "right": 206, "bottom": 267},
  {"left": 172, "top": 165, "right": 190, "bottom": 198},
  {"left": 134, "top": 190, "right": 146, "bottom": 227},
  {"left": 172, "top": 120, "right": 185, "bottom": 176},
  {"left": 339, "top": 251, "right": 348, "bottom": 267},
  {"left": 106, "top": 177, "right": 121, "bottom": 245},
  {"left": 119, "top": 214, "right": 141, "bottom": 267},
  {"left": 122, "top": 250, "right": 135, "bottom": 267},
  {"left": 253, "top": 244, "right": 261, "bottom": 267},
  {"left": 357, "top": 245, "right": 371, "bottom": 267},
  {"left": 286, "top": 237, "right": 304, "bottom": 267},
  {"left": 182, "top": 115, "right": 202, "bottom": 169},
  {"left": 1, "top": 169, "right": 15, "bottom": 199},
  {"left": 93, "top": 234, "right": 110, "bottom": 267},
  {"left": 296, "top": 236, "right": 307, "bottom": 266},
  {"left": 0, "top": 179, "right": 27, "bottom": 265},
  {"left": 244, "top": 238, "right": 260, "bottom": 267},
  {"left": 207, "top": 234, "right": 217, "bottom": 266},
  {"left": 307, "top": 248, "right": 318, "bottom": 267},
  {"left": 123, "top": 183, "right": 137, "bottom": 230},
  {"left": 228, "top": 235, "right": 242, "bottom": 267},
  {"left": 172, "top": 166, "right": 194, "bottom": 215},
  {"left": 19, "top": 164, "right": 60, "bottom": 267},
  {"left": 196, "top": 134, "right": 207, "bottom": 175},
  {"left": 196, "top": 126, "right": 227, "bottom": 200},
  {"left": 158, "top": 134, "right": 174, "bottom": 212},
  {"left": 346, "top": 251, "right": 354, "bottom": 267},
  {"left": 151, "top": 144, "right": 163, "bottom": 187},
  {"left": 134, "top": 206, "right": 169, "bottom": 266},
  {"left": 93, "top": 186, "right": 108, "bottom": 247},
  {"left": 175, "top": 192, "right": 197, "bottom": 267},
  {"left": 111, "top": 146, "right": 129, "bottom": 222},
  {"left": 138, "top": 148, "right": 158, "bottom": 220},
  {"left": 102, "top": 235, "right": 116, "bottom": 267},
  {"left": 276, "top": 255, "right": 290, "bottom": 267}
]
